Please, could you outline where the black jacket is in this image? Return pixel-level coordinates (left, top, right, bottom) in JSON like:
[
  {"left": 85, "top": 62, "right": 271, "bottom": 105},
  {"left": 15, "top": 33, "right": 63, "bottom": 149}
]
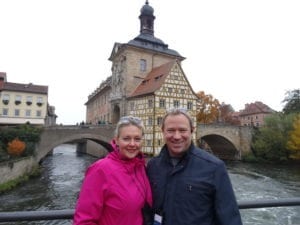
[{"left": 146, "top": 143, "right": 243, "bottom": 225}]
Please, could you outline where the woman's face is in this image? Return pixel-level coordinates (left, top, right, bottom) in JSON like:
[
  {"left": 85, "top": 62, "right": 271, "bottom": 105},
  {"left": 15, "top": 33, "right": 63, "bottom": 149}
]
[{"left": 115, "top": 124, "right": 143, "bottom": 159}]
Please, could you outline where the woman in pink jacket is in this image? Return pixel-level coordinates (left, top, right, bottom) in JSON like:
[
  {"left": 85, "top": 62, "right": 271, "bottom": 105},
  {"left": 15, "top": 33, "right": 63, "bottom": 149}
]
[{"left": 73, "top": 116, "right": 152, "bottom": 225}]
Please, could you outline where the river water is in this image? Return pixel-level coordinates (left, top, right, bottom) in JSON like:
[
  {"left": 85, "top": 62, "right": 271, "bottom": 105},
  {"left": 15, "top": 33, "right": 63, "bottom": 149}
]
[{"left": 0, "top": 144, "right": 299, "bottom": 225}]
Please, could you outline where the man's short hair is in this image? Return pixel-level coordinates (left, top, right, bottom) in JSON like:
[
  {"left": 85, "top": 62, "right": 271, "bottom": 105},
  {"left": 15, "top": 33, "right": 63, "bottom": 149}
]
[{"left": 161, "top": 108, "right": 193, "bottom": 131}]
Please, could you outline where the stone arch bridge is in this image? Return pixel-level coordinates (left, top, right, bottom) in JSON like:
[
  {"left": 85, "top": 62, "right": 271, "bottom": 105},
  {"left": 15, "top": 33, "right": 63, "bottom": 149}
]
[
  {"left": 36, "top": 124, "right": 253, "bottom": 162},
  {"left": 197, "top": 124, "right": 253, "bottom": 160},
  {"left": 35, "top": 125, "right": 115, "bottom": 162}
]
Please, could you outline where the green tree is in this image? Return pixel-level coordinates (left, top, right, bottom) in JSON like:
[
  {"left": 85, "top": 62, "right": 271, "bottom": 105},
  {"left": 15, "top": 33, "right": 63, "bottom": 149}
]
[
  {"left": 282, "top": 89, "right": 300, "bottom": 114},
  {"left": 251, "top": 113, "right": 294, "bottom": 162},
  {"left": 286, "top": 114, "right": 300, "bottom": 160}
]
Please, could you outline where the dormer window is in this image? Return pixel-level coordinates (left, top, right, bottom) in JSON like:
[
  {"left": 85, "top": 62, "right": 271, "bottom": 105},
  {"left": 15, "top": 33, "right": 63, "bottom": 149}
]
[
  {"left": 142, "top": 79, "right": 149, "bottom": 85},
  {"left": 155, "top": 75, "right": 163, "bottom": 81}
]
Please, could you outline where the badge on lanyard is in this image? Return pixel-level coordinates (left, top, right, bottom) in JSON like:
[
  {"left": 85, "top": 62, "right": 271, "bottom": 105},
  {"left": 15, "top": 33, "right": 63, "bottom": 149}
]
[{"left": 153, "top": 213, "right": 162, "bottom": 225}]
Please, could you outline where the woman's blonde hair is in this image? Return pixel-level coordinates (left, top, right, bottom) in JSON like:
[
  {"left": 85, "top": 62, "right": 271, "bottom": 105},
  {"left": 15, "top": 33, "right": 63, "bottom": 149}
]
[{"left": 115, "top": 116, "right": 145, "bottom": 137}]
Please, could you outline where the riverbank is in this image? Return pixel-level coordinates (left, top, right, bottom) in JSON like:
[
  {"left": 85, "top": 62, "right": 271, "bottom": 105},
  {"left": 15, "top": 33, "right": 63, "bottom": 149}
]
[{"left": 0, "top": 156, "right": 40, "bottom": 193}]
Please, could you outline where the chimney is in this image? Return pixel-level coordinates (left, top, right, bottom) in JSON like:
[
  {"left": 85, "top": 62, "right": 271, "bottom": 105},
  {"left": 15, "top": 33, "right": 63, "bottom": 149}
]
[{"left": 0, "top": 72, "right": 7, "bottom": 89}]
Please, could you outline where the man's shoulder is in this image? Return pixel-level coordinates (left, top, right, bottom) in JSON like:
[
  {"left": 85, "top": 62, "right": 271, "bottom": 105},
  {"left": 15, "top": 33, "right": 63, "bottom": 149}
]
[
  {"left": 147, "top": 155, "right": 160, "bottom": 166},
  {"left": 190, "top": 147, "right": 224, "bottom": 165},
  {"left": 146, "top": 152, "right": 166, "bottom": 171}
]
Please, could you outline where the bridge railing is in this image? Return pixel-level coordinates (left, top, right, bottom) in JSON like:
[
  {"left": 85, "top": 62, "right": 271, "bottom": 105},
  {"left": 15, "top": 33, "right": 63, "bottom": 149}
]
[{"left": 0, "top": 198, "right": 299, "bottom": 222}]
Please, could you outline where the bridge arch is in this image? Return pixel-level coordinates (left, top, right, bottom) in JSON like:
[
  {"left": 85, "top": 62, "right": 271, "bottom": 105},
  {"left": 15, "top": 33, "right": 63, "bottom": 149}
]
[
  {"left": 197, "top": 124, "right": 253, "bottom": 160},
  {"left": 199, "top": 134, "right": 240, "bottom": 160},
  {"left": 35, "top": 126, "right": 115, "bottom": 163}
]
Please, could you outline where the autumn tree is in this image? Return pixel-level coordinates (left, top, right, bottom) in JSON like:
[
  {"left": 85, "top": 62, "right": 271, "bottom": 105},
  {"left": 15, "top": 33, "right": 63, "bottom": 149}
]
[
  {"left": 7, "top": 138, "right": 26, "bottom": 157},
  {"left": 282, "top": 89, "right": 300, "bottom": 114},
  {"left": 219, "top": 103, "right": 241, "bottom": 125},
  {"left": 0, "top": 124, "right": 41, "bottom": 160},
  {"left": 286, "top": 114, "right": 300, "bottom": 160},
  {"left": 196, "top": 91, "right": 220, "bottom": 123}
]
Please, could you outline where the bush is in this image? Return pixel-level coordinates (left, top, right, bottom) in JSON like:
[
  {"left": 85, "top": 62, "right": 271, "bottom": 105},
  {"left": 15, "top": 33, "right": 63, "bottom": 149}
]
[
  {"left": 7, "top": 138, "right": 26, "bottom": 157},
  {"left": 0, "top": 124, "right": 42, "bottom": 160},
  {"left": 242, "top": 151, "right": 258, "bottom": 163}
]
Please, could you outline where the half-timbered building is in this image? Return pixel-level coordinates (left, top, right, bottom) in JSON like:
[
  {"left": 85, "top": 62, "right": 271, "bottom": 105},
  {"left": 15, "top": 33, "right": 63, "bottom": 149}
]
[{"left": 85, "top": 1, "right": 199, "bottom": 155}]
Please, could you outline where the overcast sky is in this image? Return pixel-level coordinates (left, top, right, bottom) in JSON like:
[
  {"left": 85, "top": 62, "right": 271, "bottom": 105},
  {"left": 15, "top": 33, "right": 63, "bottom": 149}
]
[{"left": 0, "top": 0, "right": 299, "bottom": 125}]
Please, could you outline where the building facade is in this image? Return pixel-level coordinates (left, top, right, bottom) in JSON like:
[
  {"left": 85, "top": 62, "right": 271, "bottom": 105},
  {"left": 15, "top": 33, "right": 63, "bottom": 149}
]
[
  {"left": 239, "top": 101, "right": 275, "bottom": 127},
  {"left": 85, "top": 1, "right": 199, "bottom": 155},
  {"left": 0, "top": 72, "right": 56, "bottom": 126}
]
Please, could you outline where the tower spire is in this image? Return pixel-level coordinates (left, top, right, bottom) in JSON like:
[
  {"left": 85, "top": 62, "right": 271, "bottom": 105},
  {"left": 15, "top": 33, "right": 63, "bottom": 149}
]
[{"left": 139, "top": 1, "right": 155, "bottom": 35}]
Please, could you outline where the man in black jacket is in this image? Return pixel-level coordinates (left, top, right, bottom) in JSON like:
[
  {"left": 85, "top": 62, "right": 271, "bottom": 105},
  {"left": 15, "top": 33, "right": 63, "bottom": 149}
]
[{"left": 147, "top": 108, "right": 243, "bottom": 225}]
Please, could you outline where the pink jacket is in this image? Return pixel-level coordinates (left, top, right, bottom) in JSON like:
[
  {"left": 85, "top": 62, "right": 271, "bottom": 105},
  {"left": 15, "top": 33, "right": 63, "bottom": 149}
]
[{"left": 73, "top": 141, "right": 152, "bottom": 225}]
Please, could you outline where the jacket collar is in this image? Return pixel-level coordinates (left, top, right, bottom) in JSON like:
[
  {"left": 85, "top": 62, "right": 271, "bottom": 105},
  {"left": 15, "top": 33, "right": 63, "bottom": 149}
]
[{"left": 159, "top": 142, "right": 195, "bottom": 167}]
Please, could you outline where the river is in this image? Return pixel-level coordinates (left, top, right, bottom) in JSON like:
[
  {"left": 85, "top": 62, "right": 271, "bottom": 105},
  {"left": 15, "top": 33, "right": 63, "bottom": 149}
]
[{"left": 0, "top": 144, "right": 299, "bottom": 225}]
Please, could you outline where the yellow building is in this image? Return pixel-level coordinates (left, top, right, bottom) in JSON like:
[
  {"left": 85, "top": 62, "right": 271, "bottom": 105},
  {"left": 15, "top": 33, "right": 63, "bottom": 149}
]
[
  {"left": 85, "top": 1, "right": 199, "bottom": 155},
  {"left": 0, "top": 72, "right": 54, "bottom": 125}
]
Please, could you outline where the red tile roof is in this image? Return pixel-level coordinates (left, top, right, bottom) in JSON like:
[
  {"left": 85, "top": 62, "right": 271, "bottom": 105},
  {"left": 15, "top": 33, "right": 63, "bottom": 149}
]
[
  {"left": 239, "top": 101, "right": 274, "bottom": 116},
  {"left": 130, "top": 60, "right": 176, "bottom": 97}
]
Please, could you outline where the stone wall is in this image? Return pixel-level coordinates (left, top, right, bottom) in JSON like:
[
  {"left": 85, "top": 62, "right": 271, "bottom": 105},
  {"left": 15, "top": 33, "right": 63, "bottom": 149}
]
[
  {"left": 0, "top": 157, "right": 38, "bottom": 185},
  {"left": 86, "top": 141, "right": 108, "bottom": 159}
]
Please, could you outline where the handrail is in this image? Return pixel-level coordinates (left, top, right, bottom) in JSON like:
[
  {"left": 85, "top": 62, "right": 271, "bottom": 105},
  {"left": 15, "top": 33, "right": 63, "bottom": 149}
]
[
  {"left": 0, "top": 198, "right": 299, "bottom": 222},
  {"left": 238, "top": 197, "right": 300, "bottom": 209},
  {"left": 0, "top": 209, "right": 73, "bottom": 222}
]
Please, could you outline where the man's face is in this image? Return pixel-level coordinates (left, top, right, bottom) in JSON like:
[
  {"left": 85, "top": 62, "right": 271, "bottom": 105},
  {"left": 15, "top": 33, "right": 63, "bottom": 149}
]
[{"left": 162, "top": 114, "right": 193, "bottom": 157}]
